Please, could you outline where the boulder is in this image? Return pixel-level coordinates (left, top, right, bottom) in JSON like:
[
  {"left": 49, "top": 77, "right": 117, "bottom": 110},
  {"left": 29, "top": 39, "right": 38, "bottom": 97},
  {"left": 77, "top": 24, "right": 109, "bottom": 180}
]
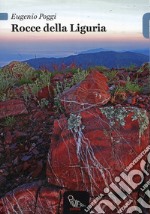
[
  {"left": 37, "top": 85, "right": 54, "bottom": 101},
  {"left": 0, "top": 182, "right": 41, "bottom": 213},
  {"left": 36, "top": 186, "right": 63, "bottom": 214},
  {"left": 0, "top": 99, "right": 28, "bottom": 119},
  {"left": 2, "top": 61, "right": 35, "bottom": 76},
  {"left": 60, "top": 70, "right": 111, "bottom": 113},
  {"left": 138, "top": 63, "right": 150, "bottom": 78},
  {"left": 47, "top": 106, "right": 149, "bottom": 197},
  {"left": 0, "top": 182, "right": 63, "bottom": 214}
]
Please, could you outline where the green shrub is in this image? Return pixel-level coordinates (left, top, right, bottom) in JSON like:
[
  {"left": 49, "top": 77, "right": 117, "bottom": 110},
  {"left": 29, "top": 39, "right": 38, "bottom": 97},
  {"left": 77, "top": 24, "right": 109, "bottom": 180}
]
[
  {"left": 21, "top": 72, "right": 51, "bottom": 102},
  {"left": 113, "top": 77, "right": 141, "bottom": 96},
  {"left": 104, "top": 70, "right": 118, "bottom": 82},
  {"left": 54, "top": 69, "right": 89, "bottom": 113},
  {"left": 0, "top": 72, "right": 16, "bottom": 92},
  {"left": 0, "top": 72, "right": 16, "bottom": 101},
  {"left": 2, "top": 116, "right": 16, "bottom": 127},
  {"left": 125, "top": 77, "right": 141, "bottom": 93},
  {"left": 29, "top": 81, "right": 41, "bottom": 96},
  {"left": 91, "top": 66, "right": 108, "bottom": 72},
  {"left": 38, "top": 72, "right": 51, "bottom": 88},
  {"left": 126, "top": 64, "right": 136, "bottom": 72},
  {"left": 71, "top": 69, "right": 89, "bottom": 85},
  {"left": 38, "top": 98, "right": 49, "bottom": 108},
  {"left": 22, "top": 85, "right": 31, "bottom": 102}
]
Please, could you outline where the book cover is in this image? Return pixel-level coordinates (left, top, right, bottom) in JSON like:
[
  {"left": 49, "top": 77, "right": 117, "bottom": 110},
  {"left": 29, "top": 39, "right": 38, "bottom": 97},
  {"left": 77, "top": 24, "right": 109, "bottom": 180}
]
[{"left": 0, "top": 1, "right": 150, "bottom": 213}]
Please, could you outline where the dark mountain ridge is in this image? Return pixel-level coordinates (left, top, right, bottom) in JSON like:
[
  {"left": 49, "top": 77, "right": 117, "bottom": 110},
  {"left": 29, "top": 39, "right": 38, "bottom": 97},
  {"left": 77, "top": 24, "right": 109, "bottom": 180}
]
[{"left": 24, "top": 51, "right": 148, "bottom": 71}]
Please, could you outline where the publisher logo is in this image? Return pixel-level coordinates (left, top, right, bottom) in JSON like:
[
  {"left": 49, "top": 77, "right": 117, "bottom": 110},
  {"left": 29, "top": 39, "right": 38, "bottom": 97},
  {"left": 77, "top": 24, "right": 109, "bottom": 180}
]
[
  {"left": 0, "top": 13, "right": 8, "bottom": 20},
  {"left": 63, "top": 191, "right": 90, "bottom": 214},
  {"left": 143, "top": 13, "right": 150, "bottom": 38}
]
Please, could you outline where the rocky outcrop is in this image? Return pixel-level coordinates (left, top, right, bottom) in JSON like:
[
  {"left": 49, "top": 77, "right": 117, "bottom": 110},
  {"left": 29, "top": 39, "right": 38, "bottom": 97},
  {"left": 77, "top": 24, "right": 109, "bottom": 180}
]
[
  {"left": 2, "top": 61, "right": 35, "bottom": 75},
  {"left": 0, "top": 64, "right": 150, "bottom": 213},
  {"left": 60, "top": 71, "right": 111, "bottom": 113},
  {"left": 37, "top": 85, "right": 54, "bottom": 101},
  {"left": 0, "top": 181, "right": 63, "bottom": 214},
  {"left": 0, "top": 99, "right": 28, "bottom": 119},
  {"left": 47, "top": 106, "right": 149, "bottom": 197}
]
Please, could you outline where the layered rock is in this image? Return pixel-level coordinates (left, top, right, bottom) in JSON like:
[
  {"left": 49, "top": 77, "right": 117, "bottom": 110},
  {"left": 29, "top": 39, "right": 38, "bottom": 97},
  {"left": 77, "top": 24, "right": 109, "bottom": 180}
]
[
  {"left": 2, "top": 61, "right": 35, "bottom": 75},
  {"left": 0, "top": 181, "right": 63, "bottom": 214},
  {"left": 47, "top": 106, "right": 149, "bottom": 197},
  {"left": 0, "top": 64, "right": 150, "bottom": 213},
  {"left": 60, "top": 70, "right": 111, "bottom": 113},
  {"left": 0, "top": 99, "right": 28, "bottom": 119}
]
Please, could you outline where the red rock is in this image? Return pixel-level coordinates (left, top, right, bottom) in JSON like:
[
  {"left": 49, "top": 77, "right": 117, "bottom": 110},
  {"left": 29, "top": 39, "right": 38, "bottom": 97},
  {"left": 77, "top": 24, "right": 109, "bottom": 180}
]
[
  {"left": 4, "top": 131, "right": 13, "bottom": 145},
  {"left": 0, "top": 99, "right": 28, "bottom": 119},
  {"left": 12, "top": 86, "right": 27, "bottom": 98},
  {"left": 52, "top": 73, "right": 64, "bottom": 82},
  {"left": 131, "top": 97, "right": 136, "bottom": 105},
  {"left": 0, "top": 199, "right": 5, "bottom": 213},
  {"left": 23, "top": 162, "right": 31, "bottom": 171},
  {"left": 2, "top": 61, "right": 35, "bottom": 77},
  {"left": 30, "top": 160, "right": 43, "bottom": 178},
  {"left": 0, "top": 182, "right": 41, "bottom": 213},
  {"left": 111, "top": 91, "right": 127, "bottom": 103},
  {"left": 35, "top": 186, "right": 63, "bottom": 214},
  {"left": 138, "top": 63, "right": 150, "bottom": 77},
  {"left": 60, "top": 70, "right": 111, "bottom": 113},
  {"left": 65, "top": 72, "right": 73, "bottom": 79},
  {"left": 31, "top": 110, "right": 47, "bottom": 121},
  {"left": 117, "top": 71, "right": 129, "bottom": 80},
  {"left": 13, "top": 131, "right": 27, "bottom": 141},
  {"left": 60, "top": 63, "right": 67, "bottom": 71},
  {"left": 89, "top": 191, "right": 139, "bottom": 213},
  {"left": 1, "top": 61, "right": 20, "bottom": 73},
  {"left": 115, "top": 80, "right": 126, "bottom": 87},
  {"left": 47, "top": 106, "right": 149, "bottom": 196},
  {"left": 0, "top": 182, "right": 63, "bottom": 214},
  {"left": 139, "top": 103, "right": 145, "bottom": 109},
  {"left": 37, "top": 85, "right": 54, "bottom": 101}
]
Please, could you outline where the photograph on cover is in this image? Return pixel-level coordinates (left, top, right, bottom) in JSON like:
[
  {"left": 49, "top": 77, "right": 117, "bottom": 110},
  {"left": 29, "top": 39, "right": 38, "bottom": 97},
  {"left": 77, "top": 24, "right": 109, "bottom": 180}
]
[{"left": 0, "top": 0, "right": 150, "bottom": 213}]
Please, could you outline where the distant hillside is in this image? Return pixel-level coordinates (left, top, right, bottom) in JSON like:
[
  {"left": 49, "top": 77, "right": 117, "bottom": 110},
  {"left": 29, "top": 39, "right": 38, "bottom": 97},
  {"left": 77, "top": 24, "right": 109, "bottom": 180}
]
[
  {"left": 130, "top": 49, "right": 149, "bottom": 56},
  {"left": 79, "top": 48, "right": 149, "bottom": 56},
  {"left": 79, "top": 48, "right": 107, "bottom": 54},
  {"left": 24, "top": 51, "right": 148, "bottom": 71}
]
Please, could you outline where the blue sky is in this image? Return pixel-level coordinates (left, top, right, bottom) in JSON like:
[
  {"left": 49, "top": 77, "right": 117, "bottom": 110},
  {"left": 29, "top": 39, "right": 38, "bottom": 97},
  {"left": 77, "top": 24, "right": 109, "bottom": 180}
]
[{"left": 0, "top": 0, "right": 149, "bottom": 66}]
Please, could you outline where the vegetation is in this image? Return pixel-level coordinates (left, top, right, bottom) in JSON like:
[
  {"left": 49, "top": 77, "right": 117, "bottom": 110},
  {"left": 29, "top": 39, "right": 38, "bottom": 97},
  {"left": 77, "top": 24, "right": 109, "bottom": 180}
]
[
  {"left": 68, "top": 113, "right": 85, "bottom": 132},
  {"left": 111, "top": 76, "right": 142, "bottom": 103},
  {"left": 1, "top": 116, "right": 16, "bottom": 127},
  {"left": 125, "top": 77, "right": 141, "bottom": 93},
  {"left": 38, "top": 98, "right": 49, "bottom": 108},
  {"left": 22, "top": 85, "right": 31, "bottom": 102},
  {"left": 0, "top": 71, "right": 16, "bottom": 100},
  {"left": 92, "top": 65, "right": 108, "bottom": 71},
  {"left": 141, "top": 74, "right": 150, "bottom": 94},
  {"left": 113, "top": 78, "right": 141, "bottom": 96},
  {"left": 54, "top": 69, "right": 88, "bottom": 95},
  {"left": 54, "top": 69, "right": 89, "bottom": 113},
  {"left": 0, "top": 61, "right": 148, "bottom": 114},
  {"left": 22, "top": 72, "right": 52, "bottom": 100},
  {"left": 103, "top": 70, "right": 118, "bottom": 82},
  {"left": 126, "top": 64, "right": 136, "bottom": 72},
  {"left": 0, "top": 62, "right": 52, "bottom": 102}
]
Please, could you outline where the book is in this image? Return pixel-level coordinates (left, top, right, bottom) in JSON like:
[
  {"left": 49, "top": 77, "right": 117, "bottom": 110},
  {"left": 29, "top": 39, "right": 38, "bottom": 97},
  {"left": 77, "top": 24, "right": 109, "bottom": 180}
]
[{"left": 0, "top": 1, "right": 149, "bottom": 214}]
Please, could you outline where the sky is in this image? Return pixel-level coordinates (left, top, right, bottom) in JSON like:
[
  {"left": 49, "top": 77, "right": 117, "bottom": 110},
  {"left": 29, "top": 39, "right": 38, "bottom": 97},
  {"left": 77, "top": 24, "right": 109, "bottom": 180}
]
[{"left": 0, "top": 0, "right": 149, "bottom": 66}]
